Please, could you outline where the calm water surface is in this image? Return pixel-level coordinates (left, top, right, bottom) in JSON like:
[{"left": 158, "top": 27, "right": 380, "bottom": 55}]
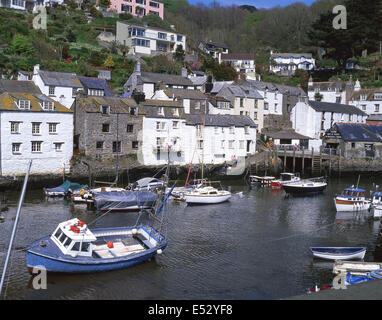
[{"left": 1, "top": 174, "right": 382, "bottom": 300}]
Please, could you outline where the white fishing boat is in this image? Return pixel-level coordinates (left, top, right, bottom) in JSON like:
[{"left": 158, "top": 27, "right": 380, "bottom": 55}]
[
  {"left": 334, "top": 187, "right": 371, "bottom": 212},
  {"left": 371, "top": 192, "right": 382, "bottom": 219},
  {"left": 184, "top": 186, "right": 231, "bottom": 205},
  {"left": 271, "top": 173, "right": 300, "bottom": 189},
  {"left": 249, "top": 176, "right": 275, "bottom": 186},
  {"left": 310, "top": 247, "right": 366, "bottom": 261}
]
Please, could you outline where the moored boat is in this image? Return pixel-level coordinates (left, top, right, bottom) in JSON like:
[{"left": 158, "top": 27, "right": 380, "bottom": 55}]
[
  {"left": 334, "top": 188, "right": 371, "bottom": 212},
  {"left": 310, "top": 247, "right": 366, "bottom": 261},
  {"left": 26, "top": 218, "right": 167, "bottom": 273},
  {"left": 44, "top": 180, "right": 85, "bottom": 198},
  {"left": 271, "top": 173, "right": 300, "bottom": 189},
  {"left": 371, "top": 192, "right": 382, "bottom": 220},
  {"left": 282, "top": 179, "right": 327, "bottom": 195},
  {"left": 184, "top": 186, "right": 231, "bottom": 205},
  {"left": 249, "top": 175, "right": 275, "bottom": 186}
]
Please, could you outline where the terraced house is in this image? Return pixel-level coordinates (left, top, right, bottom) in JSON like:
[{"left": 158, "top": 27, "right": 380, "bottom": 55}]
[
  {"left": 73, "top": 96, "right": 141, "bottom": 161},
  {"left": 108, "top": 0, "right": 164, "bottom": 19},
  {"left": 0, "top": 91, "right": 73, "bottom": 176}
]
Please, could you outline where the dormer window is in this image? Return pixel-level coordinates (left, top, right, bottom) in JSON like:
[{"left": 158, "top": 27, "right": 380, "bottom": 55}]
[
  {"left": 18, "top": 100, "right": 30, "bottom": 110},
  {"left": 173, "top": 108, "right": 179, "bottom": 116},
  {"left": 101, "top": 105, "right": 110, "bottom": 115},
  {"left": 361, "top": 94, "right": 367, "bottom": 101},
  {"left": 158, "top": 107, "right": 164, "bottom": 116},
  {"left": 42, "top": 101, "right": 54, "bottom": 111},
  {"left": 89, "top": 89, "right": 104, "bottom": 96}
]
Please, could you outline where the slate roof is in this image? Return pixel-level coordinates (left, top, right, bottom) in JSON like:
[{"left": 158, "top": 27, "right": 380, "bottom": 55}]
[
  {"left": 77, "top": 96, "right": 138, "bottom": 114},
  {"left": 265, "top": 130, "right": 311, "bottom": 140},
  {"left": 244, "top": 80, "right": 306, "bottom": 97},
  {"left": 350, "top": 88, "right": 382, "bottom": 101},
  {"left": 38, "top": 70, "right": 83, "bottom": 88},
  {"left": 334, "top": 123, "right": 382, "bottom": 142},
  {"left": 204, "top": 41, "right": 229, "bottom": 50},
  {"left": 224, "top": 85, "right": 263, "bottom": 99},
  {"left": 367, "top": 114, "right": 382, "bottom": 121},
  {"left": 0, "top": 92, "right": 72, "bottom": 113},
  {"left": 139, "top": 99, "right": 185, "bottom": 119},
  {"left": 0, "top": 80, "right": 42, "bottom": 94},
  {"left": 308, "top": 81, "right": 347, "bottom": 92},
  {"left": 185, "top": 114, "right": 257, "bottom": 128},
  {"left": 138, "top": 72, "right": 194, "bottom": 86},
  {"left": 78, "top": 77, "right": 113, "bottom": 97},
  {"left": 271, "top": 53, "right": 313, "bottom": 58},
  {"left": 163, "top": 88, "right": 208, "bottom": 100},
  {"left": 308, "top": 100, "right": 367, "bottom": 116}
]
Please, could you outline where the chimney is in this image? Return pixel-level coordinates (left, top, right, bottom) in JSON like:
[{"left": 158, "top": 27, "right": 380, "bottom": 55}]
[{"left": 33, "top": 64, "right": 40, "bottom": 75}]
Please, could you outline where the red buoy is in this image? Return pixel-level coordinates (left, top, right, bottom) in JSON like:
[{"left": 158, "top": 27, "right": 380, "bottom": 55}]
[{"left": 107, "top": 241, "right": 114, "bottom": 249}]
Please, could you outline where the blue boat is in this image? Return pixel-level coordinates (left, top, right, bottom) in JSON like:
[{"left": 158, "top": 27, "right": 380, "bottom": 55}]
[
  {"left": 26, "top": 184, "right": 175, "bottom": 273},
  {"left": 44, "top": 180, "right": 85, "bottom": 197}
]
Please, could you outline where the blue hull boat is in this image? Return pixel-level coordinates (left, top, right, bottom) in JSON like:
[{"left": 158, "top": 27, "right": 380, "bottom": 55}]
[
  {"left": 26, "top": 224, "right": 167, "bottom": 273},
  {"left": 310, "top": 247, "right": 367, "bottom": 260}
]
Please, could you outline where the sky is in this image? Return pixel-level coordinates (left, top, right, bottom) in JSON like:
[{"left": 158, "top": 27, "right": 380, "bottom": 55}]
[{"left": 187, "top": 0, "right": 317, "bottom": 9}]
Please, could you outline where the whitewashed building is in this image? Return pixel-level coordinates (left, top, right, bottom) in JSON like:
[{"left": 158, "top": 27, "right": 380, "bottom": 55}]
[
  {"left": 0, "top": 91, "right": 73, "bottom": 176},
  {"left": 219, "top": 53, "right": 256, "bottom": 75},
  {"left": 116, "top": 21, "right": 186, "bottom": 56},
  {"left": 270, "top": 52, "right": 315, "bottom": 75},
  {"left": 0, "top": 0, "right": 63, "bottom": 11},
  {"left": 215, "top": 84, "right": 264, "bottom": 132},
  {"left": 32, "top": 65, "right": 83, "bottom": 110},
  {"left": 291, "top": 99, "right": 368, "bottom": 149},
  {"left": 308, "top": 77, "right": 360, "bottom": 104},
  {"left": 198, "top": 41, "right": 229, "bottom": 58},
  {"left": 349, "top": 88, "right": 382, "bottom": 115}
]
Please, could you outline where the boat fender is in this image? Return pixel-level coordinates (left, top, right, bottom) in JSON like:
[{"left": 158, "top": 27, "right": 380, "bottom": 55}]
[
  {"left": 39, "top": 241, "right": 46, "bottom": 247},
  {"left": 157, "top": 249, "right": 162, "bottom": 255},
  {"left": 132, "top": 229, "right": 138, "bottom": 235},
  {"left": 107, "top": 241, "right": 114, "bottom": 249}
]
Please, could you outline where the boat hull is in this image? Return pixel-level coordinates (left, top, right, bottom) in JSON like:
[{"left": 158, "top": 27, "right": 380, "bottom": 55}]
[
  {"left": 185, "top": 194, "right": 231, "bottom": 205},
  {"left": 334, "top": 198, "right": 370, "bottom": 212},
  {"left": 311, "top": 247, "right": 366, "bottom": 261},
  {"left": 282, "top": 184, "right": 327, "bottom": 195},
  {"left": 372, "top": 205, "right": 382, "bottom": 219},
  {"left": 27, "top": 244, "right": 166, "bottom": 273}
]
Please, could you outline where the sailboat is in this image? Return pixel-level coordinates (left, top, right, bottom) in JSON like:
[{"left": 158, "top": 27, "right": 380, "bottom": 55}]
[{"left": 184, "top": 116, "right": 231, "bottom": 205}]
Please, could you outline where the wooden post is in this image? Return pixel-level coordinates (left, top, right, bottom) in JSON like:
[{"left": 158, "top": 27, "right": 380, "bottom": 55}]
[
  {"left": 293, "top": 148, "right": 296, "bottom": 173},
  {"left": 302, "top": 148, "right": 305, "bottom": 174},
  {"left": 284, "top": 148, "right": 287, "bottom": 170},
  {"left": 311, "top": 147, "right": 314, "bottom": 175}
]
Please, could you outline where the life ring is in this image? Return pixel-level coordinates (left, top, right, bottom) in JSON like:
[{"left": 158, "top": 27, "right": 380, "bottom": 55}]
[{"left": 80, "top": 189, "right": 86, "bottom": 196}]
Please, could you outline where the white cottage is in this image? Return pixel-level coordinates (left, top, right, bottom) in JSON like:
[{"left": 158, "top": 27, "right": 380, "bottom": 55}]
[
  {"left": 32, "top": 64, "right": 83, "bottom": 110},
  {"left": 0, "top": 91, "right": 73, "bottom": 176},
  {"left": 270, "top": 52, "right": 315, "bottom": 75},
  {"left": 291, "top": 99, "right": 368, "bottom": 149},
  {"left": 349, "top": 88, "right": 382, "bottom": 115}
]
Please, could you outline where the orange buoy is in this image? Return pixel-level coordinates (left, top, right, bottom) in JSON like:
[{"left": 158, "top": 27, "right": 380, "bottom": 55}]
[{"left": 107, "top": 241, "right": 114, "bottom": 249}]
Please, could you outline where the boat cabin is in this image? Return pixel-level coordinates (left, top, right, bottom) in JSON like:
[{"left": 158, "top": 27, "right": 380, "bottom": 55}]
[
  {"left": 341, "top": 188, "right": 366, "bottom": 199},
  {"left": 280, "top": 173, "right": 300, "bottom": 182},
  {"left": 373, "top": 192, "right": 382, "bottom": 204},
  {"left": 50, "top": 219, "right": 96, "bottom": 257}
]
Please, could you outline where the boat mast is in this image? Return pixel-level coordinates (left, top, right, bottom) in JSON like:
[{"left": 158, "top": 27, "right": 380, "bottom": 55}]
[
  {"left": 0, "top": 160, "right": 32, "bottom": 297},
  {"left": 115, "top": 112, "right": 120, "bottom": 187},
  {"left": 200, "top": 115, "right": 206, "bottom": 187}
]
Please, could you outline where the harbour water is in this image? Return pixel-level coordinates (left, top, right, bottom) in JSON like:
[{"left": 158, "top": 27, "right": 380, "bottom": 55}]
[{"left": 1, "top": 174, "right": 382, "bottom": 300}]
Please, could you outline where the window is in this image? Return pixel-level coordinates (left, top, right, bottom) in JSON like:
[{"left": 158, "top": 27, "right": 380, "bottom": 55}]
[
  {"left": 362, "top": 105, "right": 366, "bottom": 111},
  {"left": 177, "top": 35, "right": 183, "bottom": 42},
  {"left": 54, "top": 143, "right": 63, "bottom": 151},
  {"left": 197, "top": 140, "right": 203, "bottom": 150},
  {"left": 239, "top": 141, "right": 244, "bottom": 149},
  {"left": 149, "top": 1, "right": 159, "bottom": 7},
  {"left": 113, "top": 141, "right": 121, "bottom": 153},
  {"left": 10, "top": 122, "right": 20, "bottom": 134},
  {"left": 12, "top": 0, "right": 24, "bottom": 6},
  {"left": 274, "top": 104, "right": 278, "bottom": 113},
  {"left": 158, "top": 32, "right": 167, "bottom": 39},
  {"left": 229, "top": 126, "right": 235, "bottom": 134},
  {"left": 32, "top": 122, "right": 41, "bottom": 135},
  {"left": 156, "top": 121, "right": 166, "bottom": 131},
  {"left": 31, "top": 141, "right": 42, "bottom": 153},
  {"left": 374, "top": 93, "right": 382, "bottom": 100},
  {"left": 72, "top": 88, "right": 77, "bottom": 97},
  {"left": 245, "top": 126, "right": 249, "bottom": 134},
  {"left": 173, "top": 108, "right": 179, "bottom": 116},
  {"left": 96, "top": 141, "right": 104, "bottom": 149},
  {"left": 130, "top": 107, "right": 137, "bottom": 116},
  {"left": 264, "top": 103, "right": 269, "bottom": 111},
  {"left": 132, "top": 141, "right": 139, "bottom": 149},
  {"left": 254, "top": 112, "right": 258, "bottom": 120},
  {"left": 101, "top": 105, "right": 110, "bottom": 115},
  {"left": 229, "top": 140, "right": 234, "bottom": 149},
  {"left": 12, "top": 143, "right": 21, "bottom": 154},
  {"left": 336, "top": 97, "right": 341, "bottom": 103},
  {"left": 221, "top": 140, "right": 225, "bottom": 148},
  {"left": 42, "top": 101, "right": 54, "bottom": 111},
  {"left": 351, "top": 142, "right": 356, "bottom": 149},
  {"left": 89, "top": 89, "right": 104, "bottom": 96},
  {"left": 102, "top": 123, "right": 110, "bottom": 133},
  {"left": 127, "top": 124, "right": 134, "bottom": 133},
  {"left": 18, "top": 100, "right": 30, "bottom": 110},
  {"left": 49, "top": 86, "right": 55, "bottom": 96},
  {"left": 375, "top": 104, "right": 380, "bottom": 113},
  {"left": 48, "top": 123, "right": 58, "bottom": 134},
  {"left": 121, "top": 4, "right": 132, "bottom": 12},
  {"left": 172, "top": 121, "right": 179, "bottom": 129},
  {"left": 195, "top": 102, "right": 200, "bottom": 110},
  {"left": 240, "top": 98, "right": 244, "bottom": 108},
  {"left": 133, "top": 38, "right": 150, "bottom": 47}
]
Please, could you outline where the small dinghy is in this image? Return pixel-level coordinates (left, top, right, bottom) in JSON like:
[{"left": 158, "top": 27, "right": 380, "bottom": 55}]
[
  {"left": 44, "top": 180, "right": 84, "bottom": 197},
  {"left": 310, "top": 247, "right": 367, "bottom": 261}
]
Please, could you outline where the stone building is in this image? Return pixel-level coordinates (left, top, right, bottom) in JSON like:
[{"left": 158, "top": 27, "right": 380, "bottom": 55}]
[
  {"left": 73, "top": 96, "right": 142, "bottom": 161},
  {"left": 323, "top": 123, "right": 382, "bottom": 159}
]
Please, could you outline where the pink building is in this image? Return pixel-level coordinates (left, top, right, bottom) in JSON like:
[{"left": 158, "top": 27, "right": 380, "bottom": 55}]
[{"left": 108, "top": 0, "right": 164, "bottom": 19}]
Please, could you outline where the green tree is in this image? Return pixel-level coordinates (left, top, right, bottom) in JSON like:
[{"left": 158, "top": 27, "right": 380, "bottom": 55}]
[
  {"left": 11, "top": 35, "right": 35, "bottom": 56},
  {"left": 98, "top": 0, "right": 110, "bottom": 8},
  {"left": 173, "top": 44, "right": 185, "bottom": 63}
]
